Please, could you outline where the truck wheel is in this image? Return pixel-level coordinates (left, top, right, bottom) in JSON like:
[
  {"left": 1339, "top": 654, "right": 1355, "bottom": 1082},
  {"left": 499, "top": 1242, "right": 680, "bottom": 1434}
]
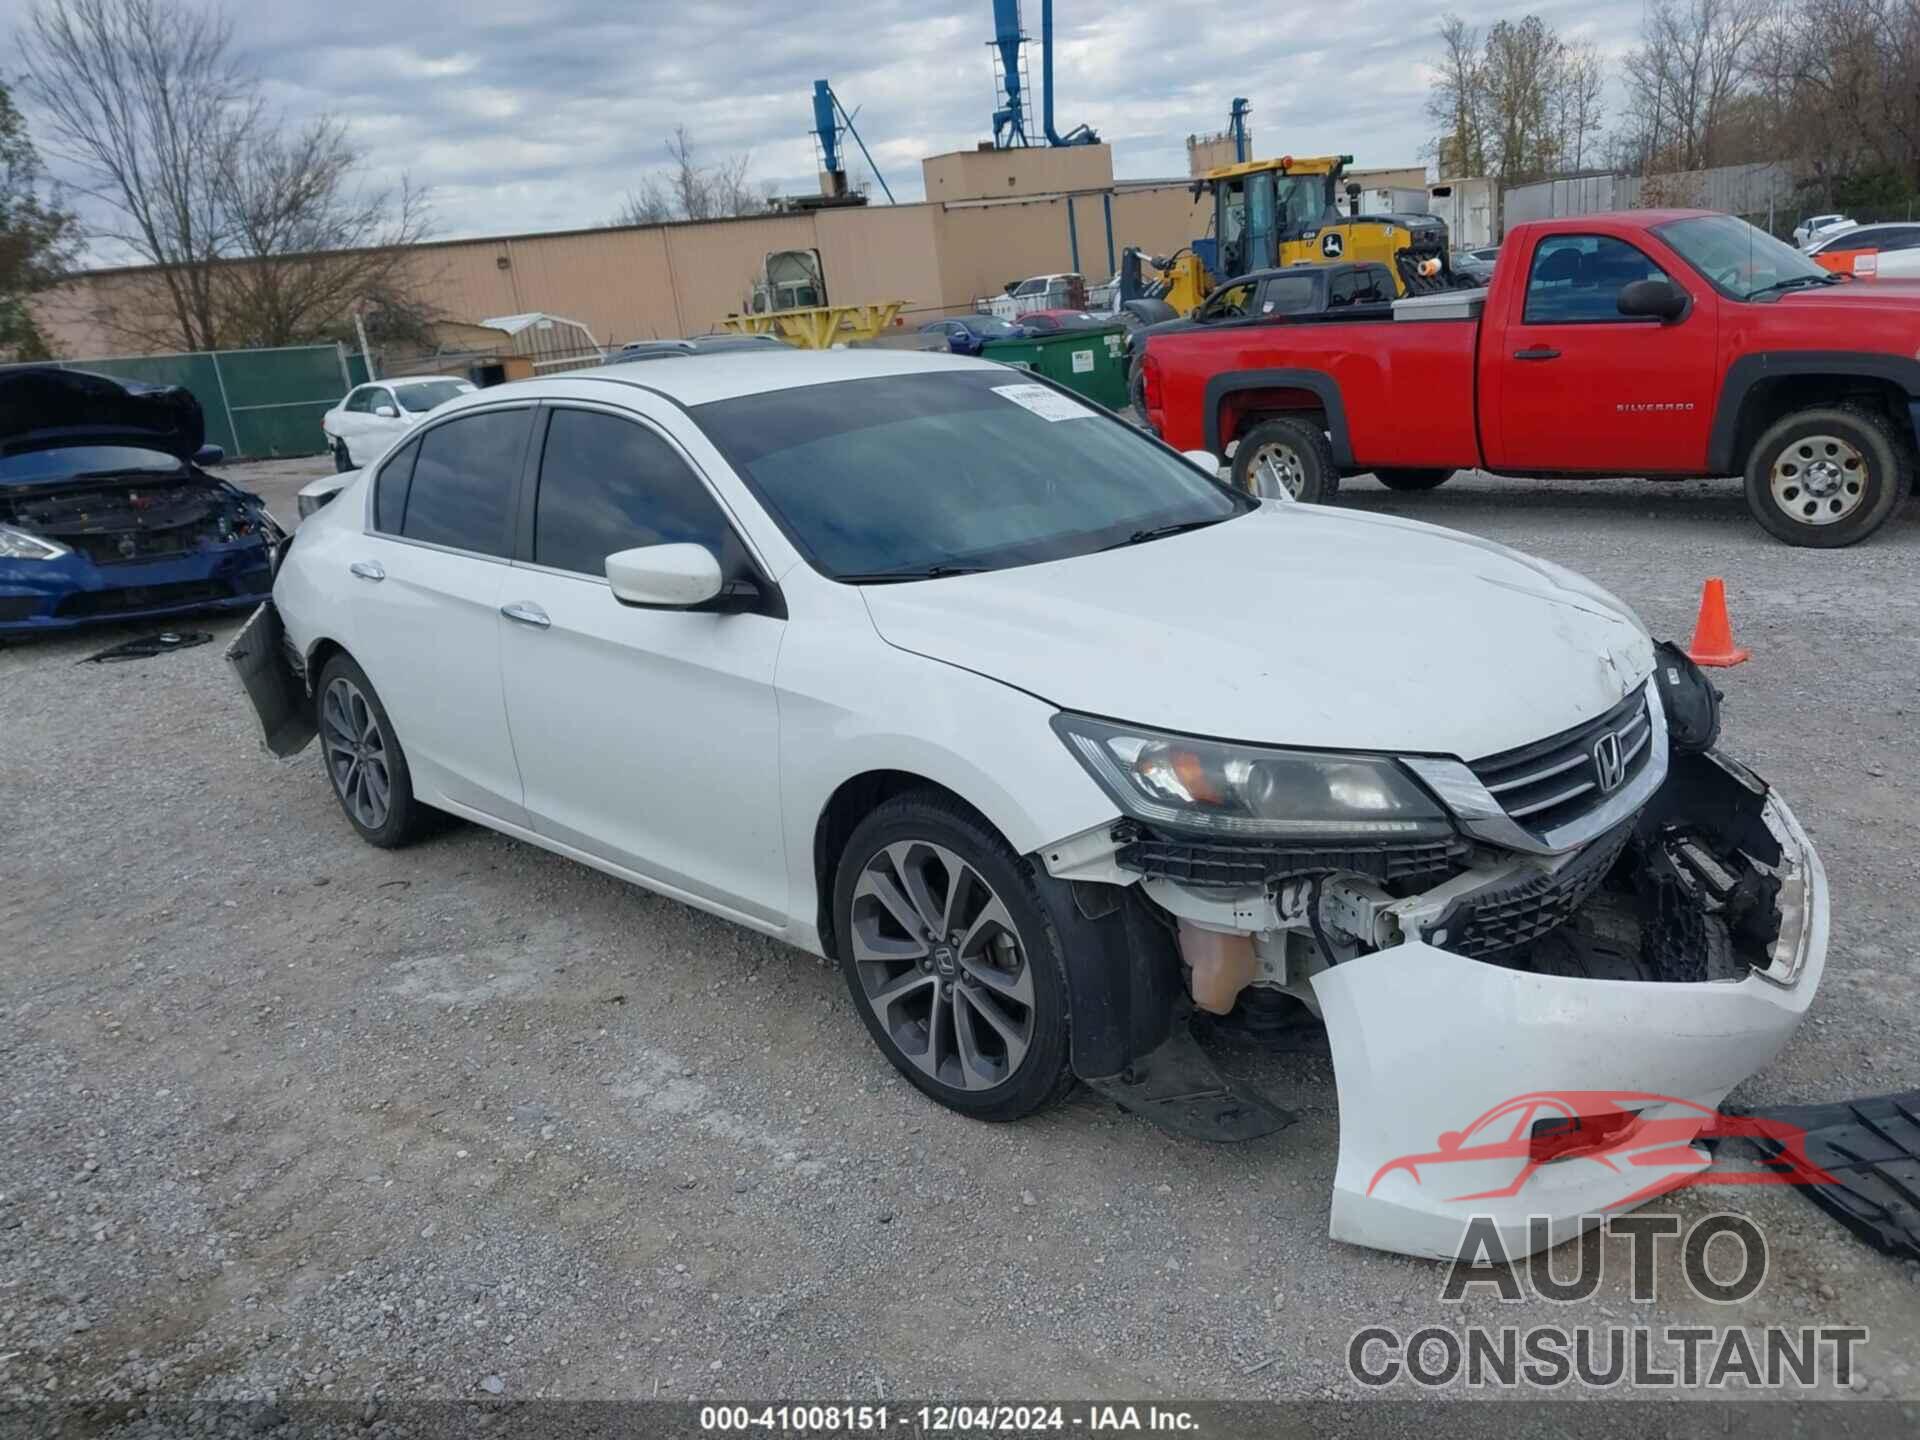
[
  {"left": 1373, "top": 468, "right": 1455, "bottom": 492},
  {"left": 1744, "top": 406, "right": 1906, "bottom": 547},
  {"left": 1231, "top": 419, "right": 1339, "bottom": 504}
]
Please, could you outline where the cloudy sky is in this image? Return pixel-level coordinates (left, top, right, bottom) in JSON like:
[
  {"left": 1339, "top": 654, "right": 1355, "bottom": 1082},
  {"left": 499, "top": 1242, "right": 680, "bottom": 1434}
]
[{"left": 5, "top": 0, "right": 1646, "bottom": 251}]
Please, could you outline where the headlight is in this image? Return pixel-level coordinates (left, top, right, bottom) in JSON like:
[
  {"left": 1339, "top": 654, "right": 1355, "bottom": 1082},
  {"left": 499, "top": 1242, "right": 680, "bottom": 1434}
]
[
  {"left": 1052, "top": 713, "right": 1452, "bottom": 839},
  {"left": 0, "top": 525, "right": 69, "bottom": 561}
]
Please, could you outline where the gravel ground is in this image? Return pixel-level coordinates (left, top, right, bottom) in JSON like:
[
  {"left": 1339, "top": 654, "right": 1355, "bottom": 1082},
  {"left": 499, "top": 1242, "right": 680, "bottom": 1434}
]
[{"left": 4, "top": 454, "right": 1919, "bottom": 1411}]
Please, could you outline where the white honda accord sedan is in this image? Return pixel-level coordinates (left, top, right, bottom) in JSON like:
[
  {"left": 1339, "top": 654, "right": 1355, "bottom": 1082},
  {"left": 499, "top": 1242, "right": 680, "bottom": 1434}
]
[{"left": 231, "top": 348, "right": 1826, "bottom": 1260}]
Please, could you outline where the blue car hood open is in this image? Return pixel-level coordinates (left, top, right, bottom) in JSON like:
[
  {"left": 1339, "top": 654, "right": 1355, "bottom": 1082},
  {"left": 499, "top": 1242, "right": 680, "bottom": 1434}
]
[{"left": 0, "top": 367, "right": 205, "bottom": 464}]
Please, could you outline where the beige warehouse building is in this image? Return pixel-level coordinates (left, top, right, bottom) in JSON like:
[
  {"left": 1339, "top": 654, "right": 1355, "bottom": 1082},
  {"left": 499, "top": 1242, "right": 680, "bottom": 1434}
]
[{"left": 33, "top": 146, "right": 1214, "bottom": 359}]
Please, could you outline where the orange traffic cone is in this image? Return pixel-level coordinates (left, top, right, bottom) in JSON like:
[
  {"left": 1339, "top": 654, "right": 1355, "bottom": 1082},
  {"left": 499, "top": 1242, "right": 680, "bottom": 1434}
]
[{"left": 1687, "top": 577, "right": 1750, "bottom": 667}]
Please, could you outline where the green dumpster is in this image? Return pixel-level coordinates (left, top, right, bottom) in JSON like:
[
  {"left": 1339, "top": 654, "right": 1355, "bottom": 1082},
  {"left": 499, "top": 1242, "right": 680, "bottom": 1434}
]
[{"left": 980, "top": 325, "right": 1130, "bottom": 410}]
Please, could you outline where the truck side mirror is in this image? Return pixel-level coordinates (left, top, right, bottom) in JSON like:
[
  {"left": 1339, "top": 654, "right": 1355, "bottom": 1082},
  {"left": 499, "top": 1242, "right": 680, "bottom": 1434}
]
[{"left": 1617, "top": 278, "right": 1688, "bottom": 322}]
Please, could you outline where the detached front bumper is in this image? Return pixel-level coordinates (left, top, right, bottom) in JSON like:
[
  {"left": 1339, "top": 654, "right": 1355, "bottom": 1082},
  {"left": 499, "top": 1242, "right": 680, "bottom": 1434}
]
[{"left": 1314, "top": 773, "right": 1826, "bottom": 1260}]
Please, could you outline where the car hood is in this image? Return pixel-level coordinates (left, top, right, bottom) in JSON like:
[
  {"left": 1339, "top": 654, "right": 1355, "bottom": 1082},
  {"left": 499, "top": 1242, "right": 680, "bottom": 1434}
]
[
  {"left": 0, "top": 367, "right": 205, "bottom": 463},
  {"left": 1774, "top": 279, "right": 1920, "bottom": 308},
  {"left": 860, "top": 505, "right": 1655, "bottom": 760}
]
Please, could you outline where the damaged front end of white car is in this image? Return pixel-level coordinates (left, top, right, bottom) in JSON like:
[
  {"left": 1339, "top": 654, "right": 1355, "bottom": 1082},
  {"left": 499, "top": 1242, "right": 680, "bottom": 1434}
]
[{"left": 1032, "top": 646, "right": 1826, "bottom": 1262}]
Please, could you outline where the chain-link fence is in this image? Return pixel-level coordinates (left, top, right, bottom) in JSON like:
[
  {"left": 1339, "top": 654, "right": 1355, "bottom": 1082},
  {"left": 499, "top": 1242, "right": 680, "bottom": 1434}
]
[{"left": 2, "top": 342, "right": 366, "bottom": 458}]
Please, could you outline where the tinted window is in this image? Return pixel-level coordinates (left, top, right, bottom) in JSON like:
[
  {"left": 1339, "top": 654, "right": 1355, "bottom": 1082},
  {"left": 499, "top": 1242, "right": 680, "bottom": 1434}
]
[
  {"left": 400, "top": 408, "right": 529, "bottom": 556},
  {"left": 1524, "top": 235, "right": 1669, "bottom": 323},
  {"left": 1819, "top": 231, "right": 1878, "bottom": 253},
  {"left": 1260, "top": 275, "right": 1319, "bottom": 314},
  {"left": 1327, "top": 269, "right": 1387, "bottom": 306},
  {"left": 374, "top": 437, "right": 420, "bottom": 533},
  {"left": 344, "top": 387, "right": 374, "bottom": 413},
  {"left": 395, "top": 380, "right": 470, "bottom": 412},
  {"left": 693, "top": 370, "right": 1251, "bottom": 580},
  {"left": 533, "top": 409, "right": 733, "bottom": 577}
]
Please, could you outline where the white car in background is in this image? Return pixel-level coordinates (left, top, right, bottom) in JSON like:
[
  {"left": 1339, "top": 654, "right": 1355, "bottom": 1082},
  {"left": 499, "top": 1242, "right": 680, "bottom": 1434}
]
[
  {"left": 321, "top": 375, "right": 475, "bottom": 471},
  {"left": 1792, "top": 213, "right": 1857, "bottom": 249},
  {"left": 1805, "top": 221, "right": 1920, "bottom": 278},
  {"left": 232, "top": 349, "right": 1826, "bottom": 1261}
]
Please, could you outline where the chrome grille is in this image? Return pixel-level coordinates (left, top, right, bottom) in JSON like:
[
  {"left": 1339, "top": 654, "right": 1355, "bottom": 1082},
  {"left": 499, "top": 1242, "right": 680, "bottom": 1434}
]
[{"left": 1469, "top": 686, "right": 1654, "bottom": 837}]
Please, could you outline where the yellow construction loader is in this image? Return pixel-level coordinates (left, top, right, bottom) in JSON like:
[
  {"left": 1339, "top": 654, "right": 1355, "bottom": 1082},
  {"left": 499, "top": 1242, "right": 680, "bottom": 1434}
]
[{"left": 1134, "top": 154, "right": 1457, "bottom": 315}]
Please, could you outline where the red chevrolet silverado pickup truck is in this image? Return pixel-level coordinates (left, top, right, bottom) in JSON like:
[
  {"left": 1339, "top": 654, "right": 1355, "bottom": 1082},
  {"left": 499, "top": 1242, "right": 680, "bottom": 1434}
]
[{"left": 1140, "top": 209, "right": 1920, "bottom": 546}]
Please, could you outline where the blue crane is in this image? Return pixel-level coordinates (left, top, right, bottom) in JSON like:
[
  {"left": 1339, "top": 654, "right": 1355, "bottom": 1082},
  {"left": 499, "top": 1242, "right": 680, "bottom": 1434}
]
[{"left": 811, "top": 80, "right": 895, "bottom": 204}]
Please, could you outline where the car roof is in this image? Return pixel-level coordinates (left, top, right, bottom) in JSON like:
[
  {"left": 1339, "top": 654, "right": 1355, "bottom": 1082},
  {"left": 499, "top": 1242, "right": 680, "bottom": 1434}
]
[
  {"left": 445, "top": 346, "right": 1004, "bottom": 410},
  {"left": 383, "top": 374, "right": 470, "bottom": 387},
  {"left": 1811, "top": 220, "right": 1907, "bottom": 245}
]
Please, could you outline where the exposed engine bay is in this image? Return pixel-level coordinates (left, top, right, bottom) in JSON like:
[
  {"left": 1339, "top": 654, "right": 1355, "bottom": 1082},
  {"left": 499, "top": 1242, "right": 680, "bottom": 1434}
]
[
  {"left": 1036, "top": 651, "right": 1825, "bottom": 1260},
  {"left": 1139, "top": 747, "right": 1802, "bottom": 1025},
  {"left": 1, "top": 474, "right": 277, "bottom": 566}
]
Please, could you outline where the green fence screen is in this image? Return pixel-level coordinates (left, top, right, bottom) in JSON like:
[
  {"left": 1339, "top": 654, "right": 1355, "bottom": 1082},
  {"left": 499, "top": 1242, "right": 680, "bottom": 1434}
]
[{"left": 4, "top": 343, "right": 359, "bottom": 459}]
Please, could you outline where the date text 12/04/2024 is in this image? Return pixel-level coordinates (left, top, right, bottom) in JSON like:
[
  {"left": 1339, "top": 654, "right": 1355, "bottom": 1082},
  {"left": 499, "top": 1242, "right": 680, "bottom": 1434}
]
[{"left": 697, "top": 1405, "right": 1200, "bottom": 1432}]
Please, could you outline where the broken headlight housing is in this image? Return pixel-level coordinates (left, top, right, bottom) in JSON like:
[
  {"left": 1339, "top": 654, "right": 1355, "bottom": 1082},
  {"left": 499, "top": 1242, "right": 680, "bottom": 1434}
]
[
  {"left": 1052, "top": 713, "right": 1452, "bottom": 839},
  {"left": 0, "top": 525, "right": 69, "bottom": 561}
]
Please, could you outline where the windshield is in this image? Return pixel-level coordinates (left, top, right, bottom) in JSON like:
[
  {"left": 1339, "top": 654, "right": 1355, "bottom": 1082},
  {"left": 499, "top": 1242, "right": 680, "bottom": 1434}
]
[
  {"left": 395, "top": 380, "right": 472, "bottom": 413},
  {"left": 1654, "top": 215, "right": 1831, "bottom": 299},
  {"left": 693, "top": 371, "right": 1253, "bottom": 580},
  {"left": 967, "top": 317, "right": 1020, "bottom": 337},
  {"left": 0, "top": 445, "right": 184, "bottom": 481}
]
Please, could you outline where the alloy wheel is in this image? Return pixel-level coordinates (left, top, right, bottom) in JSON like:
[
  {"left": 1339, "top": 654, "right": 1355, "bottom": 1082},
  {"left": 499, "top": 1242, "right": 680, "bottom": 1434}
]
[
  {"left": 321, "top": 676, "right": 392, "bottom": 829},
  {"left": 848, "top": 841, "right": 1036, "bottom": 1092},
  {"left": 1771, "top": 434, "right": 1867, "bottom": 525},
  {"left": 1248, "top": 440, "right": 1306, "bottom": 499}
]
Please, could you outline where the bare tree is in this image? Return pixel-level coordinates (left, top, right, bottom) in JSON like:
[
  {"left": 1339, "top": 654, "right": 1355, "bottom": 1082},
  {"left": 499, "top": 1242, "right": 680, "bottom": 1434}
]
[
  {"left": 0, "top": 79, "right": 81, "bottom": 358},
  {"left": 610, "top": 126, "right": 769, "bottom": 226},
  {"left": 1619, "top": 0, "right": 1771, "bottom": 173},
  {"left": 215, "top": 116, "right": 436, "bottom": 348},
  {"left": 1555, "top": 43, "right": 1609, "bottom": 172},
  {"left": 1425, "top": 14, "right": 1487, "bottom": 176},
  {"left": 17, "top": 0, "right": 254, "bottom": 350}
]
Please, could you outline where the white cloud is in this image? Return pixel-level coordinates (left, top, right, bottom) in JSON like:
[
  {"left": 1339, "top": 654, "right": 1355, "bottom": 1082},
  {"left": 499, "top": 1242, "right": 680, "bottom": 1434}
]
[{"left": 2, "top": 0, "right": 1645, "bottom": 249}]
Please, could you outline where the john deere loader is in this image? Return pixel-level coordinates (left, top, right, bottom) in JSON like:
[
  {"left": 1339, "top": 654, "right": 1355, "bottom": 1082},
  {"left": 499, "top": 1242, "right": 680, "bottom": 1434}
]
[{"left": 1133, "top": 154, "right": 1459, "bottom": 316}]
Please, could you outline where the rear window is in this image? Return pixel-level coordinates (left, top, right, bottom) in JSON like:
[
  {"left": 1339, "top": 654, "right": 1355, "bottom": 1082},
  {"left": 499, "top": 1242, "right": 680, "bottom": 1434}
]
[{"left": 394, "top": 380, "right": 471, "bottom": 413}]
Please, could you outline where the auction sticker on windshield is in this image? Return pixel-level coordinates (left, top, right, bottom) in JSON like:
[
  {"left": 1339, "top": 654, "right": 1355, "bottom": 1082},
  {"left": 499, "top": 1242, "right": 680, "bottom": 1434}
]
[{"left": 994, "top": 383, "right": 1092, "bottom": 422}]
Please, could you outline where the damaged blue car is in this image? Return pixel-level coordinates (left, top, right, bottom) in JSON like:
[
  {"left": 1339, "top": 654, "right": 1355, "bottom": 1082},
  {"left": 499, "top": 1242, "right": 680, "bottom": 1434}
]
[{"left": 0, "top": 368, "right": 284, "bottom": 634}]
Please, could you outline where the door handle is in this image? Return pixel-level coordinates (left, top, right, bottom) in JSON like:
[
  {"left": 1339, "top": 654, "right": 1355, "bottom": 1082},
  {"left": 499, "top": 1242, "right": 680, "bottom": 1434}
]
[
  {"left": 349, "top": 560, "right": 385, "bottom": 581},
  {"left": 1513, "top": 346, "right": 1562, "bottom": 361},
  {"left": 500, "top": 601, "right": 551, "bottom": 630}
]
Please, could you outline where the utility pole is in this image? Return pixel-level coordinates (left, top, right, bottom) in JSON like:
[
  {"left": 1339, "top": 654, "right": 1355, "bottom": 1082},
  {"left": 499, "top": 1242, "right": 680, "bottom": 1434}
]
[{"left": 352, "top": 305, "right": 376, "bottom": 380}]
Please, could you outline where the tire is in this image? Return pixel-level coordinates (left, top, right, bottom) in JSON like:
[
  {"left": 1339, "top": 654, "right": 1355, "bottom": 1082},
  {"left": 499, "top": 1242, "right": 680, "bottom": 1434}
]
[
  {"left": 1743, "top": 405, "right": 1906, "bottom": 547},
  {"left": 832, "top": 790, "right": 1075, "bottom": 1122},
  {"left": 1373, "top": 467, "right": 1455, "bottom": 492},
  {"left": 331, "top": 441, "right": 353, "bottom": 473},
  {"left": 314, "top": 653, "right": 434, "bottom": 848},
  {"left": 1128, "top": 357, "right": 1147, "bottom": 416},
  {"left": 1230, "top": 418, "right": 1339, "bottom": 504}
]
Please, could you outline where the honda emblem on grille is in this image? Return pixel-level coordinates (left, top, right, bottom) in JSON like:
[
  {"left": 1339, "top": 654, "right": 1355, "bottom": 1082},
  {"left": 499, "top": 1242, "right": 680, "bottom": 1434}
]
[{"left": 1592, "top": 731, "right": 1627, "bottom": 794}]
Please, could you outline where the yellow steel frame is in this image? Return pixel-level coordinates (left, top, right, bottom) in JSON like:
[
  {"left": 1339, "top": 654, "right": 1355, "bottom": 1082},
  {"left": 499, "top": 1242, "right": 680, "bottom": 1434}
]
[{"left": 718, "top": 302, "right": 906, "bottom": 349}]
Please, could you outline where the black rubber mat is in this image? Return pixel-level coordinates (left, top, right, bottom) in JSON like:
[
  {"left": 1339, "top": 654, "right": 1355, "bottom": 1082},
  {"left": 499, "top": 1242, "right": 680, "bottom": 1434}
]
[{"left": 1738, "top": 1090, "right": 1920, "bottom": 1262}]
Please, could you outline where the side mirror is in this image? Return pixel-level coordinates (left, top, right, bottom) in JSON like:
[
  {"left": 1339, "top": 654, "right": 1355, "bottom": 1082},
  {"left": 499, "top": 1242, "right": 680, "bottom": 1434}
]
[
  {"left": 605, "top": 543, "right": 724, "bottom": 608},
  {"left": 1182, "top": 449, "right": 1222, "bottom": 474},
  {"left": 192, "top": 444, "right": 225, "bottom": 466},
  {"left": 1617, "top": 278, "right": 1687, "bottom": 322},
  {"left": 374, "top": 404, "right": 399, "bottom": 419}
]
